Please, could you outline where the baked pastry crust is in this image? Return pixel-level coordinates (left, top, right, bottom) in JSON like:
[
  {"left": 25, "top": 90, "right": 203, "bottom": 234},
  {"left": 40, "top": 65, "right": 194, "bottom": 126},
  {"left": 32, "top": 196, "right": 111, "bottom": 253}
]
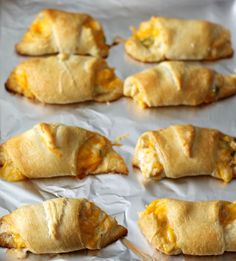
[
  {"left": 0, "top": 123, "right": 128, "bottom": 181},
  {"left": 133, "top": 124, "right": 236, "bottom": 182},
  {"left": 5, "top": 55, "right": 123, "bottom": 104},
  {"left": 0, "top": 198, "right": 127, "bottom": 254},
  {"left": 139, "top": 198, "right": 236, "bottom": 256},
  {"left": 16, "top": 9, "right": 109, "bottom": 57},
  {"left": 124, "top": 61, "right": 236, "bottom": 108},
  {"left": 125, "top": 16, "right": 233, "bottom": 62}
]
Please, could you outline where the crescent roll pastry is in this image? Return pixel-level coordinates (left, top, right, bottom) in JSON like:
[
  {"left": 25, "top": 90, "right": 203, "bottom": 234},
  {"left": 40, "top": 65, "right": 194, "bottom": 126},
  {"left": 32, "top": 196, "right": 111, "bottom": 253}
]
[
  {"left": 0, "top": 123, "right": 128, "bottom": 182},
  {"left": 125, "top": 16, "right": 233, "bottom": 62},
  {"left": 124, "top": 61, "right": 236, "bottom": 108},
  {"left": 133, "top": 124, "right": 236, "bottom": 182},
  {"left": 0, "top": 198, "right": 127, "bottom": 255},
  {"left": 16, "top": 9, "right": 109, "bottom": 57},
  {"left": 5, "top": 55, "right": 123, "bottom": 104},
  {"left": 139, "top": 198, "right": 236, "bottom": 256}
]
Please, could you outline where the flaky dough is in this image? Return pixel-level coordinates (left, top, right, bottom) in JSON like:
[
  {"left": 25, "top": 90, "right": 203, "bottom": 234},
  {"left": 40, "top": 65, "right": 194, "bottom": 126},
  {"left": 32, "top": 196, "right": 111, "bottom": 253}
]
[
  {"left": 16, "top": 9, "right": 109, "bottom": 57},
  {"left": 0, "top": 123, "right": 128, "bottom": 181},
  {"left": 139, "top": 198, "right": 236, "bottom": 256},
  {"left": 0, "top": 198, "right": 127, "bottom": 254},
  {"left": 124, "top": 61, "right": 236, "bottom": 108},
  {"left": 125, "top": 16, "right": 233, "bottom": 62},
  {"left": 6, "top": 55, "right": 123, "bottom": 104},
  {"left": 133, "top": 124, "right": 236, "bottom": 182}
]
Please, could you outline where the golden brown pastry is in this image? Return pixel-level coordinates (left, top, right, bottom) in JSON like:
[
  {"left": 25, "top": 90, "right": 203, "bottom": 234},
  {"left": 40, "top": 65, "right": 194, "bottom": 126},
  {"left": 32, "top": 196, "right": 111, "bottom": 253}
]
[
  {"left": 5, "top": 55, "right": 123, "bottom": 104},
  {"left": 124, "top": 61, "right": 236, "bottom": 108},
  {"left": 0, "top": 123, "right": 128, "bottom": 181},
  {"left": 125, "top": 16, "right": 233, "bottom": 62},
  {"left": 16, "top": 9, "right": 109, "bottom": 57},
  {"left": 0, "top": 197, "right": 127, "bottom": 255},
  {"left": 139, "top": 198, "right": 236, "bottom": 256},
  {"left": 133, "top": 124, "right": 236, "bottom": 182}
]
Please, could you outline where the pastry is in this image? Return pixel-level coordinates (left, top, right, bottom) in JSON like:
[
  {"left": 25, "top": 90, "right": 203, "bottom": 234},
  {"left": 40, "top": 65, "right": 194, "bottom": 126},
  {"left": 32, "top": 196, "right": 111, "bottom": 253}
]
[
  {"left": 124, "top": 61, "right": 236, "bottom": 108},
  {"left": 133, "top": 124, "right": 236, "bottom": 182},
  {"left": 16, "top": 9, "right": 109, "bottom": 57},
  {"left": 0, "top": 123, "right": 128, "bottom": 181},
  {"left": 5, "top": 55, "right": 123, "bottom": 104},
  {"left": 0, "top": 197, "right": 127, "bottom": 255},
  {"left": 139, "top": 198, "right": 236, "bottom": 256},
  {"left": 125, "top": 16, "right": 233, "bottom": 62}
]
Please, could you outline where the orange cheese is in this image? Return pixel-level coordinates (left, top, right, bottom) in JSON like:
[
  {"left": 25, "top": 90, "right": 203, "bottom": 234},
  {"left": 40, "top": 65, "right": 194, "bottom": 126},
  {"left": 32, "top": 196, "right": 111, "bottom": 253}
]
[
  {"left": 0, "top": 218, "right": 26, "bottom": 249},
  {"left": 30, "top": 16, "right": 51, "bottom": 36},
  {"left": 220, "top": 202, "right": 236, "bottom": 225},
  {"left": 0, "top": 159, "right": 25, "bottom": 182},
  {"left": 96, "top": 67, "right": 122, "bottom": 92},
  {"left": 215, "top": 135, "right": 235, "bottom": 183},
  {"left": 134, "top": 18, "right": 160, "bottom": 47},
  {"left": 12, "top": 69, "right": 35, "bottom": 99},
  {"left": 79, "top": 201, "right": 108, "bottom": 249},
  {"left": 77, "top": 135, "right": 108, "bottom": 177},
  {"left": 141, "top": 200, "right": 177, "bottom": 254}
]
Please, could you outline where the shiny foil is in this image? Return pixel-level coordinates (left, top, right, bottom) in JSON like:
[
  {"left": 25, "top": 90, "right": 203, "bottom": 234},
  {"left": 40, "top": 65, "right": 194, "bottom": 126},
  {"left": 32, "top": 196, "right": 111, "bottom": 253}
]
[{"left": 1, "top": 0, "right": 236, "bottom": 260}]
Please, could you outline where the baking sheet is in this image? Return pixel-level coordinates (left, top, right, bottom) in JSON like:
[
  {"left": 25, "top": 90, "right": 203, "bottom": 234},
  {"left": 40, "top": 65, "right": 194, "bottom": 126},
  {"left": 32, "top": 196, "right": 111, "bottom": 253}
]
[{"left": 1, "top": 0, "right": 236, "bottom": 260}]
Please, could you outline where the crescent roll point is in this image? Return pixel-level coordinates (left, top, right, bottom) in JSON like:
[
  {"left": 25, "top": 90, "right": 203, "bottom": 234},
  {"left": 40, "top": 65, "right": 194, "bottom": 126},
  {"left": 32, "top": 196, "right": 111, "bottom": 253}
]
[
  {"left": 124, "top": 61, "right": 236, "bottom": 108},
  {"left": 139, "top": 198, "right": 236, "bottom": 256},
  {"left": 133, "top": 124, "right": 236, "bottom": 183},
  {"left": 0, "top": 123, "right": 128, "bottom": 182},
  {"left": 125, "top": 16, "right": 233, "bottom": 63},
  {"left": 5, "top": 55, "right": 123, "bottom": 104},
  {"left": 15, "top": 9, "right": 109, "bottom": 58},
  {"left": 0, "top": 198, "right": 127, "bottom": 255}
]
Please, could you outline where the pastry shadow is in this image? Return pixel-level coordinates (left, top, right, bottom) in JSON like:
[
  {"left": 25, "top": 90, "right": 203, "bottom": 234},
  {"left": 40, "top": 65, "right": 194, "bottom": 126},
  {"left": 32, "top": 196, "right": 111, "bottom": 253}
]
[
  {"left": 6, "top": 249, "right": 100, "bottom": 261},
  {"left": 151, "top": 248, "right": 236, "bottom": 261},
  {"left": 183, "top": 252, "right": 236, "bottom": 261}
]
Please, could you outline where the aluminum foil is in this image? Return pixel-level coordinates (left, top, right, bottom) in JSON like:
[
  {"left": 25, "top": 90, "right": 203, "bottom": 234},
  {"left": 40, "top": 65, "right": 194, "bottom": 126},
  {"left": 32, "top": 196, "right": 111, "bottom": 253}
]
[{"left": 1, "top": 0, "right": 236, "bottom": 260}]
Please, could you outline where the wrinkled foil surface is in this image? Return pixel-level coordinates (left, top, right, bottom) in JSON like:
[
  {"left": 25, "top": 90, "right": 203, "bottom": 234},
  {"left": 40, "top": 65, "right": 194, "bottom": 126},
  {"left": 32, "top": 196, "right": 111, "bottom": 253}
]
[{"left": 1, "top": 0, "right": 236, "bottom": 260}]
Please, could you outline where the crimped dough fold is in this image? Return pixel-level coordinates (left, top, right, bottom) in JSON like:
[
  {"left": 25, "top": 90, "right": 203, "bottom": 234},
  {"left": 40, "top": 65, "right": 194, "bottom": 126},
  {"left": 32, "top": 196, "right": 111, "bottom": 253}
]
[
  {"left": 0, "top": 198, "right": 127, "bottom": 254},
  {"left": 0, "top": 123, "right": 128, "bottom": 181},
  {"left": 124, "top": 61, "right": 236, "bottom": 108}
]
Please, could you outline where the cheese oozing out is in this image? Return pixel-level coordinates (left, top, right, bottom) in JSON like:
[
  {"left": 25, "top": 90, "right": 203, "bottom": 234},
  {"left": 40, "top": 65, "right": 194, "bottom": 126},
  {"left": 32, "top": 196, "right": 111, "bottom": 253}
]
[
  {"left": 0, "top": 148, "right": 26, "bottom": 182},
  {"left": 0, "top": 219, "right": 26, "bottom": 249},
  {"left": 220, "top": 202, "right": 236, "bottom": 226},
  {"left": 135, "top": 136, "right": 164, "bottom": 179},
  {"left": 133, "top": 17, "right": 160, "bottom": 48},
  {"left": 95, "top": 62, "right": 123, "bottom": 96},
  {"left": 140, "top": 200, "right": 178, "bottom": 254},
  {"left": 7, "top": 67, "right": 35, "bottom": 99},
  {"left": 77, "top": 134, "right": 109, "bottom": 178},
  {"left": 22, "top": 13, "right": 51, "bottom": 42},
  {"left": 214, "top": 135, "right": 236, "bottom": 183}
]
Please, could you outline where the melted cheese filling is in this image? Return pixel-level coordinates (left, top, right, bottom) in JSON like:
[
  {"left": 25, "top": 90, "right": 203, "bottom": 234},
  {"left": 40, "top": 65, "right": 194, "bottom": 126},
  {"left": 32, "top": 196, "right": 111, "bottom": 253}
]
[
  {"left": 80, "top": 201, "right": 108, "bottom": 249},
  {"left": 11, "top": 69, "right": 35, "bottom": 99},
  {"left": 214, "top": 135, "right": 236, "bottom": 183},
  {"left": 220, "top": 203, "right": 236, "bottom": 225},
  {"left": 0, "top": 161, "right": 26, "bottom": 182},
  {"left": 141, "top": 200, "right": 177, "bottom": 254},
  {"left": 0, "top": 221, "right": 26, "bottom": 249},
  {"left": 77, "top": 135, "right": 108, "bottom": 178},
  {"left": 127, "top": 81, "right": 148, "bottom": 108},
  {"left": 137, "top": 140, "right": 163, "bottom": 178},
  {"left": 0, "top": 149, "right": 25, "bottom": 182},
  {"left": 134, "top": 18, "right": 159, "bottom": 47},
  {"left": 30, "top": 15, "right": 51, "bottom": 36},
  {"left": 95, "top": 67, "right": 122, "bottom": 94}
]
